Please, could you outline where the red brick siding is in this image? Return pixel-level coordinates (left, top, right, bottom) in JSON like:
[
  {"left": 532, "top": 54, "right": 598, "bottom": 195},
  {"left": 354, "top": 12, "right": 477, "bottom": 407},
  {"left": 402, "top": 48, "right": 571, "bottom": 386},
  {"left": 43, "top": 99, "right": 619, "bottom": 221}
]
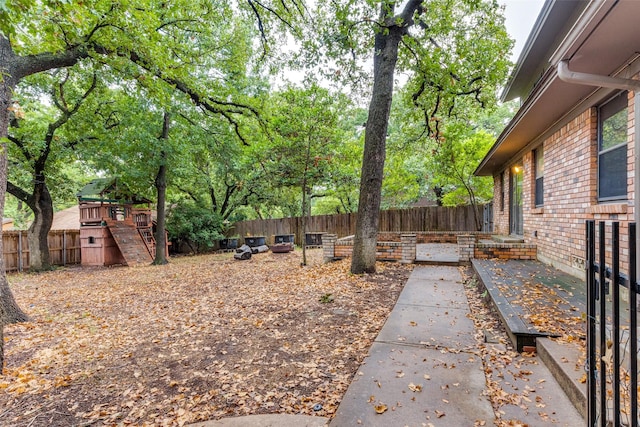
[
  {"left": 334, "top": 242, "right": 403, "bottom": 261},
  {"left": 366, "top": 231, "right": 491, "bottom": 244},
  {"left": 493, "top": 170, "right": 510, "bottom": 235},
  {"left": 493, "top": 91, "right": 635, "bottom": 278}
]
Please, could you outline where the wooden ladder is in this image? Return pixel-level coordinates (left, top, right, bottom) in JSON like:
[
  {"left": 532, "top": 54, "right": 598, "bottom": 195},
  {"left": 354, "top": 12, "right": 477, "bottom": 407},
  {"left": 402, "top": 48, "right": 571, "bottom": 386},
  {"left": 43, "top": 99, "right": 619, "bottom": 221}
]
[{"left": 138, "top": 227, "right": 156, "bottom": 259}]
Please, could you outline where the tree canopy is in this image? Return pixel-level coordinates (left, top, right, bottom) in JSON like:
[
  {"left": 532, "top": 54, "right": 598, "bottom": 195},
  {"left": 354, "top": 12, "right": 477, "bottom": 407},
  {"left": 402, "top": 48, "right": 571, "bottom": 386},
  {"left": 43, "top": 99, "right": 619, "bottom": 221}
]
[
  {"left": 0, "top": 0, "right": 516, "bottom": 366},
  {"left": 296, "top": 0, "right": 512, "bottom": 272}
]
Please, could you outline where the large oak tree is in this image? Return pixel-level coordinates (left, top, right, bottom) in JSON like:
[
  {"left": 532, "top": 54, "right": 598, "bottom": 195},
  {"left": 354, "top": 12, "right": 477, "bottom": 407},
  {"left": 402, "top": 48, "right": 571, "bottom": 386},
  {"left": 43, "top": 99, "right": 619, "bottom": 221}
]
[
  {"left": 0, "top": 0, "right": 290, "bottom": 365},
  {"left": 7, "top": 68, "right": 98, "bottom": 271},
  {"left": 300, "top": 0, "right": 512, "bottom": 273}
]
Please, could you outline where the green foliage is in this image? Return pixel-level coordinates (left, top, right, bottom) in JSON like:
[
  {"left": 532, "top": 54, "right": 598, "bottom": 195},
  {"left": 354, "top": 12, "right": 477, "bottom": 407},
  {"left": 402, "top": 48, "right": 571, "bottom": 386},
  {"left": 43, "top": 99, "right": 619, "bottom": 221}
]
[
  {"left": 431, "top": 122, "right": 495, "bottom": 207},
  {"left": 2, "top": 0, "right": 514, "bottom": 235},
  {"left": 166, "top": 203, "right": 225, "bottom": 253},
  {"left": 319, "top": 293, "right": 334, "bottom": 303},
  {"left": 253, "top": 82, "right": 352, "bottom": 216},
  {"left": 476, "top": 100, "right": 519, "bottom": 137},
  {"left": 299, "top": 0, "right": 512, "bottom": 112},
  {"left": 7, "top": 66, "right": 100, "bottom": 226},
  {"left": 316, "top": 109, "right": 365, "bottom": 213}
]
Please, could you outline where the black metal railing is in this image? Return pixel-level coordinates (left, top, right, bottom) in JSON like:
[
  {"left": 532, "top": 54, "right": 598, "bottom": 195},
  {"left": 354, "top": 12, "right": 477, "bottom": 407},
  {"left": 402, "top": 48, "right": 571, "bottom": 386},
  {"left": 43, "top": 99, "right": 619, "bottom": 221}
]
[{"left": 586, "top": 220, "right": 638, "bottom": 427}]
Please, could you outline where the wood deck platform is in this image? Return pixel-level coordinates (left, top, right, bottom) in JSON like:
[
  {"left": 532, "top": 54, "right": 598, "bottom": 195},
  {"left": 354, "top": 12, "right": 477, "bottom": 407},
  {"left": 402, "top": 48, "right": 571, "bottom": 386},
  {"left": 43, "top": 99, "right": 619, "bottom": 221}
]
[
  {"left": 471, "top": 258, "right": 588, "bottom": 418},
  {"left": 471, "top": 259, "right": 586, "bottom": 352}
]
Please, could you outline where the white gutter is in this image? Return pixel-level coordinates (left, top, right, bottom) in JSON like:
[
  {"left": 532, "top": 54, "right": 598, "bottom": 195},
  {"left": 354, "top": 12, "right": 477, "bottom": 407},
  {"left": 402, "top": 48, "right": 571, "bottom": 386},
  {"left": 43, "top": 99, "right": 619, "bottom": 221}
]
[
  {"left": 558, "top": 59, "right": 640, "bottom": 258},
  {"left": 558, "top": 60, "right": 640, "bottom": 91}
]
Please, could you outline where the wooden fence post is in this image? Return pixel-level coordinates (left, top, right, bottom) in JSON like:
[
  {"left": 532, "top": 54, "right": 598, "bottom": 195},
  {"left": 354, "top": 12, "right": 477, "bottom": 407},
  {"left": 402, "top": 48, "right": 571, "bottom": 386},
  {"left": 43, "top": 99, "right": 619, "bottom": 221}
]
[
  {"left": 63, "top": 230, "right": 67, "bottom": 266},
  {"left": 17, "top": 232, "right": 23, "bottom": 272}
]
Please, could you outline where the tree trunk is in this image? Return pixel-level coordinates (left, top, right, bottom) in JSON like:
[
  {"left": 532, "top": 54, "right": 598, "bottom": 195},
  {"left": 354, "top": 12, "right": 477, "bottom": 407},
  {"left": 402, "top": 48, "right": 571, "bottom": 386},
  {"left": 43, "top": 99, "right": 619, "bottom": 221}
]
[
  {"left": 154, "top": 161, "right": 168, "bottom": 265},
  {"left": 0, "top": 151, "right": 30, "bottom": 325},
  {"left": 301, "top": 135, "right": 313, "bottom": 267},
  {"left": 0, "top": 38, "right": 30, "bottom": 329},
  {"left": 301, "top": 188, "right": 308, "bottom": 266},
  {"left": 153, "top": 113, "right": 169, "bottom": 265},
  {"left": 350, "top": 24, "right": 404, "bottom": 274},
  {"left": 27, "top": 180, "right": 54, "bottom": 271}
]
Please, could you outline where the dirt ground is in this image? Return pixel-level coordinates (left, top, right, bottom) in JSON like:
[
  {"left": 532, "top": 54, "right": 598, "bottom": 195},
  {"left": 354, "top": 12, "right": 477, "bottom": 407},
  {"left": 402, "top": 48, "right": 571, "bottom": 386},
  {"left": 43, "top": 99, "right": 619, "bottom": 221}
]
[{"left": 0, "top": 249, "right": 412, "bottom": 426}]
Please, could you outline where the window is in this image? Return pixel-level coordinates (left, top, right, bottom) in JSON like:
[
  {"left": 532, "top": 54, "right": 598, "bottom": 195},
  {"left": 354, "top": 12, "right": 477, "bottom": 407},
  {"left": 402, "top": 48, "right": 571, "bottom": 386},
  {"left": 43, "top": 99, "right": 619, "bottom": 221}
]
[
  {"left": 88, "top": 236, "right": 95, "bottom": 244},
  {"left": 598, "top": 92, "right": 628, "bottom": 201},
  {"left": 534, "top": 148, "right": 544, "bottom": 207}
]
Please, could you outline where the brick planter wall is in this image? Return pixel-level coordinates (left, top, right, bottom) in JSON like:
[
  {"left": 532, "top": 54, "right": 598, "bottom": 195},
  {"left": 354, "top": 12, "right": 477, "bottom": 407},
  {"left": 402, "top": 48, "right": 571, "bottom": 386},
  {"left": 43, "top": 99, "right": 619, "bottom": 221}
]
[
  {"left": 324, "top": 231, "right": 537, "bottom": 264},
  {"left": 474, "top": 241, "right": 537, "bottom": 260},
  {"left": 457, "top": 234, "right": 476, "bottom": 262},
  {"left": 400, "top": 234, "right": 417, "bottom": 264},
  {"left": 325, "top": 233, "right": 417, "bottom": 263},
  {"left": 376, "top": 231, "right": 491, "bottom": 243},
  {"left": 321, "top": 234, "right": 337, "bottom": 263}
]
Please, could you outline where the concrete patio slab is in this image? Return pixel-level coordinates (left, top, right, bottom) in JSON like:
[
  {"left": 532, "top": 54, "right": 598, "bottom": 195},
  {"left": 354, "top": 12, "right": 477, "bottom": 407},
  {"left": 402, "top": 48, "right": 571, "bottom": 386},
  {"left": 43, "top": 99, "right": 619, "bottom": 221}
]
[
  {"left": 416, "top": 243, "right": 460, "bottom": 265},
  {"left": 406, "top": 264, "right": 463, "bottom": 281},
  {"left": 484, "top": 349, "right": 584, "bottom": 427}
]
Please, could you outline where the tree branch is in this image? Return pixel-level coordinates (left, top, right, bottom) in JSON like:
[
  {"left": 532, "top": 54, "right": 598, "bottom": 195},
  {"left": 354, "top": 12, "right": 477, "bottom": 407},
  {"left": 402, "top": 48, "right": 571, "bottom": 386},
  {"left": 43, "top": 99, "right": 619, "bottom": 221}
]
[
  {"left": 40, "top": 71, "right": 98, "bottom": 171},
  {"left": 247, "top": 0, "right": 296, "bottom": 31},
  {"left": 6, "top": 180, "right": 34, "bottom": 209},
  {"left": 12, "top": 43, "right": 89, "bottom": 81},
  {"left": 6, "top": 134, "right": 32, "bottom": 161}
]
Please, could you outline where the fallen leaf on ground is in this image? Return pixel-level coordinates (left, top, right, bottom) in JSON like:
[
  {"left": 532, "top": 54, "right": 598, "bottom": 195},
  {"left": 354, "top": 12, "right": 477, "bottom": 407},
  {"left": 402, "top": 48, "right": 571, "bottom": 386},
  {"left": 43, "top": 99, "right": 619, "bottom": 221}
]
[
  {"left": 1, "top": 250, "right": 412, "bottom": 426},
  {"left": 408, "top": 383, "right": 422, "bottom": 392},
  {"left": 374, "top": 403, "right": 388, "bottom": 414}
]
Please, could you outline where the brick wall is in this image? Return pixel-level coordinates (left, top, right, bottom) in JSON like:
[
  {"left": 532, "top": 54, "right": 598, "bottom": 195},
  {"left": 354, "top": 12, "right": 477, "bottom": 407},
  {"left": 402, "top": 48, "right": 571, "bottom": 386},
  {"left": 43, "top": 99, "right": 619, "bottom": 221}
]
[
  {"left": 457, "top": 235, "right": 536, "bottom": 261},
  {"left": 377, "top": 231, "right": 491, "bottom": 243},
  {"left": 493, "top": 171, "right": 510, "bottom": 235},
  {"left": 493, "top": 91, "right": 635, "bottom": 278},
  {"left": 474, "top": 241, "right": 537, "bottom": 260},
  {"left": 327, "top": 234, "right": 418, "bottom": 263}
]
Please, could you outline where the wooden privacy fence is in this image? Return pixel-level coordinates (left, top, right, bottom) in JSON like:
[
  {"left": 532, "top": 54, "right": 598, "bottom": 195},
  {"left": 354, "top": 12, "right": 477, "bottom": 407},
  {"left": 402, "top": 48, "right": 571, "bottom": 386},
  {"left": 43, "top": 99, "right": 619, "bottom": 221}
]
[
  {"left": 230, "top": 205, "right": 488, "bottom": 246},
  {"left": 3, "top": 230, "right": 81, "bottom": 272}
]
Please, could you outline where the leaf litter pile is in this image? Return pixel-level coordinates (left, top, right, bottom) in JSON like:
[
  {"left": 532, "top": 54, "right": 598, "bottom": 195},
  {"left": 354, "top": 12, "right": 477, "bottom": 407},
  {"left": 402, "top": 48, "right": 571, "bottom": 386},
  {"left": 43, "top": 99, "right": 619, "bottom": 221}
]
[{"left": 0, "top": 249, "right": 411, "bottom": 426}]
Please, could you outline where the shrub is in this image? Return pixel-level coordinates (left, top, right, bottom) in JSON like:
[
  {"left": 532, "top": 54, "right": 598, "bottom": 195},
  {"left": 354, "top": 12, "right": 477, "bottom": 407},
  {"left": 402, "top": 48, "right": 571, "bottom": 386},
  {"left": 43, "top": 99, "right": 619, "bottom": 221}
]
[{"left": 166, "top": 203, "right": 225, "bottom": 253}]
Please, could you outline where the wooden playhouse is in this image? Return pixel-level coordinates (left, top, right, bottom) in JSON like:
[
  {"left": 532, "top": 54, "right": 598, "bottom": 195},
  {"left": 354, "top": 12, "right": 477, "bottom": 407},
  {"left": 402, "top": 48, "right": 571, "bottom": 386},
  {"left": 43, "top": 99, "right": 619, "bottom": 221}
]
[{"left": 78, "top": 178, "right": 166, "bottom": 266}]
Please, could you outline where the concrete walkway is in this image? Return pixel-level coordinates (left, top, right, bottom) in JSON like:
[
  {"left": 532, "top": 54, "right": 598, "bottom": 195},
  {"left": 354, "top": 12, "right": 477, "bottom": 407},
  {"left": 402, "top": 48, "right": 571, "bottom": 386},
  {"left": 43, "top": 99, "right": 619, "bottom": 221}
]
[
  {"left": 188, "top": 414, "right": 329, "bottom": 427},
  {"left": 331, "top": 266, "right": 493, "bottom": 426},
  {"left": 190, "top": 264, "right": 584, "bottom": 427},
  {"left": 415, "top": 243, "right": 460, "bottom": 265},
  {"left": 331, "top": 265, "right": 585, "bottom": 427}
]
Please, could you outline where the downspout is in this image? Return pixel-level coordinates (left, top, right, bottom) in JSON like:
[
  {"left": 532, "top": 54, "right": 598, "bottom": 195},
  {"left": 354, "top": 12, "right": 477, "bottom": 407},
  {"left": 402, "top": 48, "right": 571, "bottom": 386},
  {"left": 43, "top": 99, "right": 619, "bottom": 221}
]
[{"left": 558, "top": 60, "right": 640, "bottom": 263}]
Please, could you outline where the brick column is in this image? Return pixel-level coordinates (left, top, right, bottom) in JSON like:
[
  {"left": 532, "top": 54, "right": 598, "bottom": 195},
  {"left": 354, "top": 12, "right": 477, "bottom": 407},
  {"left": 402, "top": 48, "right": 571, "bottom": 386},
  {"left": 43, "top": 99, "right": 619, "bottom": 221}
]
[
  {"left": 400, "top": 233, "right": 417, "bottom": 264},
  {"left": 322, "top": 234, "right": 338, "bottom": 263},
  {"left": 457, "top": 234, "right": 475, "bottom": 262}
]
